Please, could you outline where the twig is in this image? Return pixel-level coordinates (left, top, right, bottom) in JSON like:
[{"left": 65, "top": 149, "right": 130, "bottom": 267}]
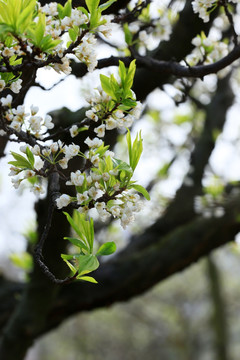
[{"left": 34, "top": 170, "right": 79, "bottom": 285}]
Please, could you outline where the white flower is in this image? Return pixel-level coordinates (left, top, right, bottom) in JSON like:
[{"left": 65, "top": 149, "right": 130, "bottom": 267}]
[
  {"left": 31, "top": 183, "right": 45, "bottom": 196},
  {"left": 35, "top": 158, "right": 44, "bottom": 170},
  {"left": 95, "top": 202, "right": 106, "bottom": 212},
  {"left": 0, "top": 129, "right": 6, "bottom": 136},
  {"left": 56, "top": 194, "right": 72, "bottom": 209},
  {"left": 20, "top": 145, "right": 27, "bottom": 153},
  {"left": 11, "top": 177, "right": 22, "bottom": 189},
  {"left": 44, "top": 114, "right": 54, "bottom": 129},
  {"left": 77, "top": 191, "right": 89, "bottom": 204},
  {"left": 63, "top": 144, "right": 80, "bottom": 159},
  {"left": 86, "top": 175, "right": 92, "bottom": 185},
  {"left": 1, "top": 94, "right": 12, "bottom": 106},
  {"left": 91, "top": 154, "right": 100, "bottom": 167},
  {"left": 9, "top": 166, "right": 20, "bottom": 176},
  {"left": 127, "top": 193, "right": 140, "bottom": 203},
  {"left": 10, "top": 121, "right": 21, "bottom": 131},
  {"left": 42, "top": 148, "right": 51, "bottom": 157},
  {"left": 0, "top": 80, "right": 6, "bottom": 92},
  {"left": 139, "top": 30, "right": 148, "bottom": 43},
  {"left": 94, "top": 124, "right": 105, "bottom": 138},
  {"left": 86, "top": 109, "right": 98, "bottom": 122},
  {"left": 88, "top": 186, "right": 102, "bottom": 200},
  {"left": 50, "top": 142, "right": 58, "bottom": 153},
  {"left": 130, "top": 101, "right": 143, "bottom": 119},
  {"left": 67, "top": 170, "right": 84, "bottom": 186},
  {"left": 98, "top": 209, "right": 111, "bottom": 222},
  {"left": 84, "top": 136, "right": 103, "bottom": 148},
  {"left": 102, "top": 172, "right": 110, "bottom": 181},
  {"left": 58, "top": 157, "right": 69, "bottom": 169},
  {"left": 10, "top": 79, "right": 22, "bottom": 93},
  {"left": 13, "top": 105, "right": 27, "bottom": 117},
  {"left": 105, "top": 150, "right": 114, "bottom": 158},
  {"left": 90, "top": 171, "right": 101, "bottom": 181},
  {"left": 30, "top": 105, "right": 39, "bottom": 116},
  {"left": 110, "top": 205, "right": 121, "bottom": 218},
  {"left": 120, "top": 212, "right": 135, "bottom": 229},
  {"left": 2, "top": 47, "right": 14, "bottom": 57},
  {"left": 31, "top": 145, "right": 41, "bottom": 156},
  {"left": 70, "top": 125, "right": 78, "bottom": 138},
  {"left": 24, "top": 170, "right": 35, "bottom": 178},
  {"left": 29, "top": 116, "right": 42, "bottom": 133},
  {"left": 106, "top": 117, "right": 117, "bottom": 130}
]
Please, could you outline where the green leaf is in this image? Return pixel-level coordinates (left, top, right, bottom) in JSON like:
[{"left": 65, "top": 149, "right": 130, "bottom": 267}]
[
  {"left": 125, "top": 60, "right": 136, "bottom": 94},
  {"left": 9, "top": 151, "right": 33, "bottom": 169},
  {"left": 68, "top": 27, "right": 78, "bottom": 42},
  {"left": 61, "top": 256, "right": 77, "bottom": 274},
  {"left": 126, "top": 130, "right": 143, "bottom": 172},
  {"left": 77, "top": 275, "right": 98, "bottom": 283},
  {"left": 99, "top": 0, "right": 117, "bottom": 12},
  {"left": 112, "top": 158, "right": 133, "bottom": 175},
  {"left": 119, "top": 60, "right": 127, "bottom": 86},
  {"left": 96, "top": 241, "right": 116, "bottom": 256},
  {"left": 34, "top": 13, "right": 45, "bottom": 45},
  {"left": 57, "top": 4, "right": 64, "bottom": 19},
  {"left": 126, "top": 130, "right": 132, "bottom": 167},
  {"left": 64, "top": 237, "right": 90, "bottom": 253},
  {"left": 76, "top": 254, "right": 99, "bottom": 276},
  {"left": 63, "top": 212, "right": 85, "bottom": 240},
  {"left": 130, "top": 184, "right": 150, "bottom": 200},
  {"left": 100, "top": 74, "right": 117, "bottom": 100},
  {"left": 123, "top": 23, "right": 132, "bottom": 45},
  {"left": 61, "top": 253, "right": 74, "bottom": 261},
  {"left": 86, "top": 0, "right": 100, "bottom": 14},
  {"left": 63, "top": 0, "right": 72, "bottom": 18},
  {"left": 16, "top": 0, "right": 36, "bottom": 34},
  {"left": 122, "top": 98, "right": 137, "bottom": 108},
  {"left": 26, "top": 147, "right": 35, "bottom": 168}
]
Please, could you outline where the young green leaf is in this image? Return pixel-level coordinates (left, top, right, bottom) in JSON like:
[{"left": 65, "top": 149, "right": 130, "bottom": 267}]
[
  {"left": 26, "top": 147, "right": 35, "bottom": 168},
  {"left": 123, "top": 23, "right": 133, "bottom": 45},
  {"left": 129, "top": 184, "right": 150, "bottom": 200},
  {"left": 85, "top": 0, "right": 100, "bottom": 14},
  {"left": 76, "top": 254, "right": 99, "bottom": 276},
  {"left": 68, "top": 27, "right": 78, "bottom": 42},
  {"left": 125, "top": 60, "right": 136, "bottom": 94},
  {"left": 96, "top": 241, "right": 116, "bottom": 256},
  {"left": 100, "top": 74, "right": 117, "bottom": 100},
  {"left": 62, "top": 258, "right": 77, "bottom": 274},
  {"left": 9, "top": 151, "right": 33, "bottom": 169},
  {"left": 76, "top": 275, "right": 98, "bottom": 283},
  {"left": 64, "top": 237, "right": 90, "bottom": 253},
  {"left": 126, "top": 130, "right": 143, "bottom": 172},
  {"left": 63, "top": 212, "right": 85, "bottom": 240},
  {"left": 99, "top": 0, "right": 117, "bottom": 12}
]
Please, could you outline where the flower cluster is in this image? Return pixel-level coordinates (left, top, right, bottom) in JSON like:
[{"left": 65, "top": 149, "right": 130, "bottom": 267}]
[
  {"left": 56, "top": 135, "right": 144, "bottom": 228},
  {"left": 125, "top": 4, "right": 173, "bottom": 54},
  {"left": 1, "top": 97, "right": 54, "bottom": 137},
  {"left": 192, "top": 0, "right": 216, "bottom": 23},
  {"left": 186, "top": 32, "right": 228, "bottom": 66},
  {"left": 84, "top": 87, "right": 143, "bottom": 134},
  {"left": 192, "top": 0, "right": 238, "bottom": 23}
]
